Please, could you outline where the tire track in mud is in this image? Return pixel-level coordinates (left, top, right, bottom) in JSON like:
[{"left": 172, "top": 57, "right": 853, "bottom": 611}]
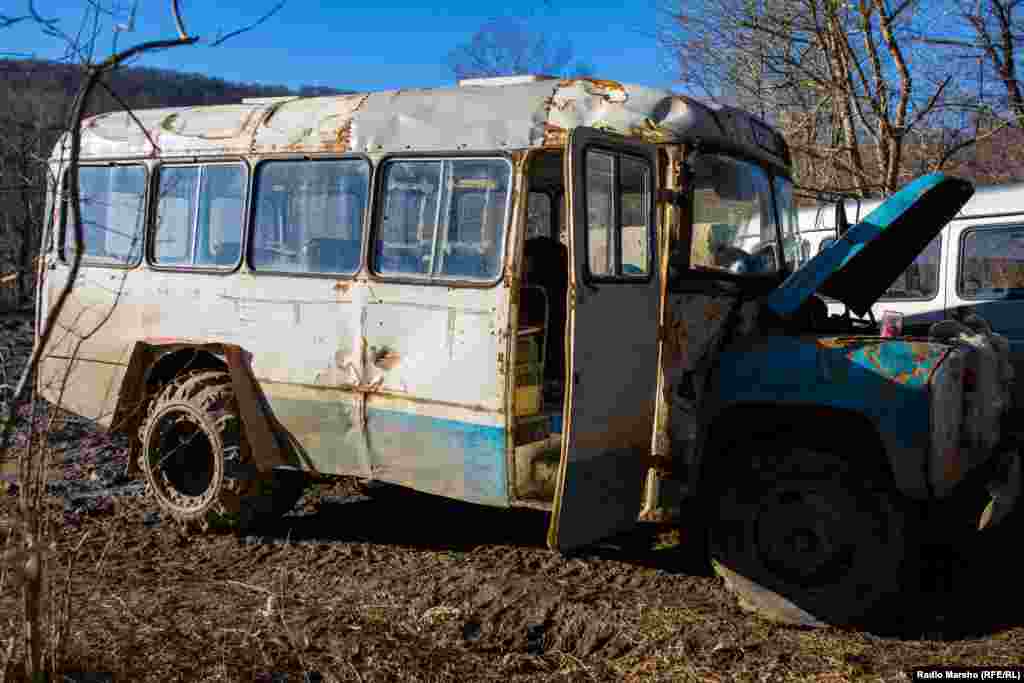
[{"left": 220, "top": 490, "right": 732, "bottom": 663}]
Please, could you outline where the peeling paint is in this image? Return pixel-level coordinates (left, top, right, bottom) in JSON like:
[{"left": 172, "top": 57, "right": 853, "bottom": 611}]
[
  {"left": 58, "top": 80, "right": 789, "bottom": 164},
  {"left": 557, "top": 77, "right": 628, "bottom": 103}
]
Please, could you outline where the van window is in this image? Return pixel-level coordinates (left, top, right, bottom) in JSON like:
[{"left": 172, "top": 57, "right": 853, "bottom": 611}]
[
  {"left": 880, "top": 234, "right": 941, "bottom": 300},
  {"left": 66, "top": 165, "right": 147, "bottom": 265},
  {"left": 960, "top": 226, "right": 1024, "bottom": 298},
  {"left": 584, "top": 149, "right": 652, "bottom": 278},
  {"left": 689, "top": 154, "right": 778, "bottom": 275},
  {"left": 153, "top": 164, "right": 246, "bottom": 268},
  {"left": 374, "top": 158, "right": 510, "bottom": 281},
  {"left": 252, "top": 159, "right": 369, "bottom": 274}
]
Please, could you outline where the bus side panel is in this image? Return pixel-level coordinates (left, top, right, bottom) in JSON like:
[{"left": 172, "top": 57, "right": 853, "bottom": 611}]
[
  {"left": 364, "top": 402, "right": 507, "bottom": 506},
  {"left": 260, "top": 384, "right": 508, "bottom": 506},
  {"left": 213, "top": 275, "right": 510, "bottom": 506},
  {"left": 39, "top": 263, "right": 142, "bottom": 427},
  {"left": 359, "top": 286, "right": 509, "bottom": 506}
]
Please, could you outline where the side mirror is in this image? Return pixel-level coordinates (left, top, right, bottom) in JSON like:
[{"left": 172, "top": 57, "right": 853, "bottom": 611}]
[{"left": 835, "top": 199, "right": 850, "bottom": 237}]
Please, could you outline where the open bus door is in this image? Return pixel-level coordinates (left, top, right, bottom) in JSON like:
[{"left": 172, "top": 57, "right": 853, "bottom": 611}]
[{"left": 547, "top": 127, "right": 662, "bottom": 552}]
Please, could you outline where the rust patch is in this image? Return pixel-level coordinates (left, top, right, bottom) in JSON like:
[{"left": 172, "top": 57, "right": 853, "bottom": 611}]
[
  {"left": 628, "top": 119, "right": 671, "bottom": 143},
  {"left": 544, "top": 96, "right": 575, "bottom": 112},
  {"left": 332, "top": 122, "right": 353, "bottom": 152},
  {"left": 373, "top": 347, "right": 401, "bottom": 371},
  {"left": 543, "top": 123, "right": 568, "bottom": 148},
  {"left": 558, "top": 77, "right": 628, "bottom": 103},
  {"left": 334, "top": 280, "right": 351, "bottom": 294}
]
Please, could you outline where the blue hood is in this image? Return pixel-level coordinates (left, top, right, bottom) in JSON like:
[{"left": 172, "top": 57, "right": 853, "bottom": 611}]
[{"left": 766, "top": 173, "right": 974, "bottom": 318}]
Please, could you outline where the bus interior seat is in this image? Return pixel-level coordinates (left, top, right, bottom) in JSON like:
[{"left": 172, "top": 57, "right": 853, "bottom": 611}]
[
  {"left": 307, "top": 238, "right": 360, "bottom": 273},
  {"left": 445, "top": 244, "right": 487, "bottom": 278},
  {"left": 523, "top": 235, "right": 568, "bottom": 382}
]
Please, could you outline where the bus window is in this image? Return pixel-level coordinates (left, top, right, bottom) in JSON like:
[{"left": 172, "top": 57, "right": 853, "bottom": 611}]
[
  {"left": 251, "top": 159, "right": 369, "bottom": 275},
  {"left": 583, "top": 150, "right": 652, "bottom": 278},
  {"left": 374, "top": 158, "right": 511, "bottom": 281},
  {"left": 152, "top": 164, "right": 246, "bottom": 268},
  {"left": 67, "top": 165, "right": 147, "bottom": 265}
]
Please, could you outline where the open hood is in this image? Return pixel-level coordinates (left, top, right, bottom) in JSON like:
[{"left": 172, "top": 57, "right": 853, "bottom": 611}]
[{"left": 766, "top": 173, "right": 974, "bottom": 318}]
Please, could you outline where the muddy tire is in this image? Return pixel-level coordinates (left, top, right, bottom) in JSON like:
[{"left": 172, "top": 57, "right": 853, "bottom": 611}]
[
  {"left": 139, "top": 369, "right": 305, "bottom": 533},
  {"left": 708, "top": 441, "right": 917, "bottom": 628}
]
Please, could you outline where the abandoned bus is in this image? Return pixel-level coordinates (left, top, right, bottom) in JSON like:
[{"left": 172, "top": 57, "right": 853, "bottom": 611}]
[{"left": 36, "top": 75, "right": 1019, "bottom": 628}]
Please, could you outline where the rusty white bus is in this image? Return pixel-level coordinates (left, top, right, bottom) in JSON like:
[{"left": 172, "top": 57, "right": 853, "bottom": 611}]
[
  {"left": 37, "top": 74, "right": 1020, "bottom": 628},
  {"left": 36, "top": 74, "right": 794, "bottom": 547}
]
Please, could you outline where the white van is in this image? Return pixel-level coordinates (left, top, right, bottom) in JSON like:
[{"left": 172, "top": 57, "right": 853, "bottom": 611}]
[{"left": 796, "top": 182, "right": 1024, "bottom": 410}]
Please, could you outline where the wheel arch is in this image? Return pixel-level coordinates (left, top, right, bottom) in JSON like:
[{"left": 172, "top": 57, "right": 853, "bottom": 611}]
[
  {"left": 111, "top": 340, "right": 300, "bottom": 473},
  {"left": 696, "top": 402, "right": 928, "bottom": 500}
]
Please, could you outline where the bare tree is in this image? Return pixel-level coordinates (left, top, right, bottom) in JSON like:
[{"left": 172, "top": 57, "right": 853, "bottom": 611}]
[
  {"left": 0, "top": 2, "right": 283, "bottom": 679},
  {"left": 447, "top": 17, "right": 594, "bottom": 80},
  {"left": 920, "top": 0, "right": 1024, "bottom": 127},
  {"left": 659, "top": 0, "right": 991, "bottom": 196}
]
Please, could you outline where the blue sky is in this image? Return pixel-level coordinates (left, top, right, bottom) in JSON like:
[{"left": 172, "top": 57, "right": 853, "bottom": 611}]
[{"left": 3, "top": 0, "right": 673, "bottom": 92}]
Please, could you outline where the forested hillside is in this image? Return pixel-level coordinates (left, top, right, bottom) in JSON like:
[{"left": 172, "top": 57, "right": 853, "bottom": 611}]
[{"left": 0, "top": 58, "right": 351, "bottom": 305}]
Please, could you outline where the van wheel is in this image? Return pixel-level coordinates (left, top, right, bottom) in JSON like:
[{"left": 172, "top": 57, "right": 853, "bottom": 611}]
[
  {"left": 708, "top": 443, "right": 917, "bottom": 627},
  {"left": 139, "top": 369, "right": 305, "bottom": 532}
]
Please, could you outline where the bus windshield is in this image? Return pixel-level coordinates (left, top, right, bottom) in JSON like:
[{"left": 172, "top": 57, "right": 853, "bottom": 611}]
[{"left": 689, "top": 153, "right": 779, "bottom": 275}]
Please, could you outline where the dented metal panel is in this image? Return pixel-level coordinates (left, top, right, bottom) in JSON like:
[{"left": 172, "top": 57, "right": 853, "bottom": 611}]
[
  {"left": 543, "top": 79, "right": 670, "bottom": 147},
  {"left": 257, "top": 381, "right": 508, "bottom": 505},
  {"left": 655, "top": 289, "right": 758, "bottom": 466},
  {"left": 350, "top": 83, "right": 554, "bottom": 153},
  {"left": 250, "top": 94, "right": 369, "bottom": 153},
  {"left": 57, "top": 79, "right": 789, "bottom": 168}
]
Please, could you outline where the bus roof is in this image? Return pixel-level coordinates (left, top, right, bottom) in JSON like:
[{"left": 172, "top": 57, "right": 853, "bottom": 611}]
[{"left": 56, "top": 76, "right": 790, "bottom": 169}]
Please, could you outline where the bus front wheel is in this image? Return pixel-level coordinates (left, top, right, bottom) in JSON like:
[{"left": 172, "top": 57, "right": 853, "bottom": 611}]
[{"left": 708, "top": 443, "right": 918, "bottom": 628}]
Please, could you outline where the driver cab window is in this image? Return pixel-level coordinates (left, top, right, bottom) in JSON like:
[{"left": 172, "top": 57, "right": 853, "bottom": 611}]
[{"left": 689, "top": 153, "right": 779, "bottom": 275}]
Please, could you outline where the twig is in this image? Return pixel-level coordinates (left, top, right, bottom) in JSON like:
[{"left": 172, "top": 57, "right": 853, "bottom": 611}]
[
  {"left": 210, "top": 1, "right": 286, "bottom": 47},
  {"left": 225, "top": 579, "right": 274, "bottom": 595},
  {"left": 0, "top": 619, "right": 16, "bottom": 683}
]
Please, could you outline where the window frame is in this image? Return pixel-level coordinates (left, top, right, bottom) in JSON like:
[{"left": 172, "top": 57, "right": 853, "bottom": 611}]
[
  {"left": 60, "top": 162, "right": 150, "bottom": 269},
  {"left": 246, "top": 154, "right": 372, "bottom": 279},
  {"left": 148, "top": 159, "right": 249, "bottom": 273},
  {"left": 580, "top": 145, "right": 655, "bottom": 285},
  {"left": 771, "top": 174, "right": 798, "bottom": 272},
  {"left": 368, "top": 153, "right": 514, "bottom": 288},
  {"left": 957, "top": 223, "right": 1024, "bottom": 300},
  {"left": 682, "top": 151, "right": 783, "bottom": 280}
]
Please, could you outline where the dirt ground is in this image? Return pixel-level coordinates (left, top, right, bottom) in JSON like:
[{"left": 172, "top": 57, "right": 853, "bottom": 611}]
[{"left": 1, "top": 310, "right": 1023, "bottom": 682}]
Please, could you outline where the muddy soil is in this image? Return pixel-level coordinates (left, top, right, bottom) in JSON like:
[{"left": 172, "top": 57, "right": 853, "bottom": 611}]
[{"left": 1, "top": 311, "right": 1023, "bottom": 682}]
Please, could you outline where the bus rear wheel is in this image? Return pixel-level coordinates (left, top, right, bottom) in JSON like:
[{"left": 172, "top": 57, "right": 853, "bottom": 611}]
[{"left": 139, "top": 369, "right": 304, "bottom": 532}]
